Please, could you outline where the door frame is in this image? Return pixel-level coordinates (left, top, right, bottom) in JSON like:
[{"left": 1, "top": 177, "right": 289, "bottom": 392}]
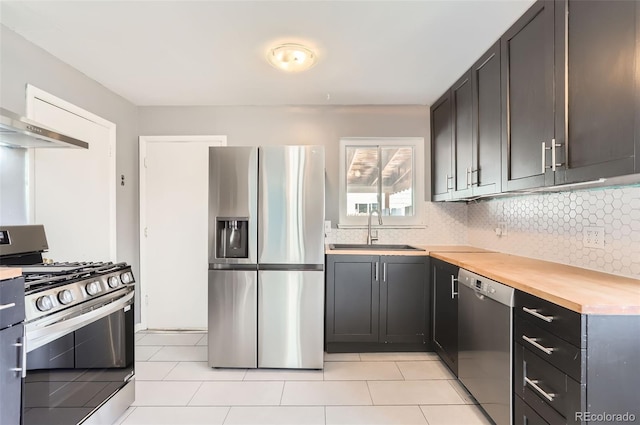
[
  {"left": 25, "top": 84, "right": 118, "bottom": 262},
  {"left": 138, "top": 135, "right": 227, "bottom": 331}
]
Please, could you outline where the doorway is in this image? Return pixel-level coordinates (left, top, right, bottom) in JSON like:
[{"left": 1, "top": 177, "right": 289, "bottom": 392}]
[{"left": 139, "top": 135, "right": 227, "bottom": 330}]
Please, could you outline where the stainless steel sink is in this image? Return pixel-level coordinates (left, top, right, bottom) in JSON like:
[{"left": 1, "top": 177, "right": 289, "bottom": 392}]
[{"left": 329, "top": 243, "right": 425, "bottom": 251}]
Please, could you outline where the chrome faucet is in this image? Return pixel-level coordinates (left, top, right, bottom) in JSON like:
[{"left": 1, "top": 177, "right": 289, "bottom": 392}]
[{"left": 367, "top": 207, "right": 383, "bottom": 245}]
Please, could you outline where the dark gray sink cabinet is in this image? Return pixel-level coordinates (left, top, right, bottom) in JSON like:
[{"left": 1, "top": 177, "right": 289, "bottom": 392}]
[
  {"left": 431, "top": 258, "right": 459, "bottom": 376},
  {"left": 325, "top": 255, "right": 430, "bottom": 353}
]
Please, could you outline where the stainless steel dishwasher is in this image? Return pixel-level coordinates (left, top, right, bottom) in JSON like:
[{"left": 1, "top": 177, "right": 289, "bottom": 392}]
[{"left": 458, "top": 268, "right": 514, "bottom": 425}]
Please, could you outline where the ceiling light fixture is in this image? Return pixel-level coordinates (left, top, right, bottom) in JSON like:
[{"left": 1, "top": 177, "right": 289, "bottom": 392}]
[{"left": 267, "top": 43, "right": 317, "bottom": 73}]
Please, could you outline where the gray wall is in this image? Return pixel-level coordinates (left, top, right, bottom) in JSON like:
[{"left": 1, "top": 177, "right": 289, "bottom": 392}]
[
  {"left": 138, "top": 105, "right": 431, "bottom": 224},
  {"left": 0, "top": 25, "right": 141, "bottom": 318}
]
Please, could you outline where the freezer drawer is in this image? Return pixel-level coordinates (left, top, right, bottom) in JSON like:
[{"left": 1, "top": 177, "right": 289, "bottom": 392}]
[
  {"left": 258, "top": 271, "right": 324, "bottom": 369},
  {"left": 208, "top": 270, "right": 257, "bottom": 368}
]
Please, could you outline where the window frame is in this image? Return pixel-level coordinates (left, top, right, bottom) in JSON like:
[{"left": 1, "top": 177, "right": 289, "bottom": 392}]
[{"left": 338, "top": 137, "right": 425, "bottom": 227}]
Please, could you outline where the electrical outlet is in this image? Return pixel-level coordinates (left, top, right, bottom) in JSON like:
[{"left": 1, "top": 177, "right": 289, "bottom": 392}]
[
  {"left": 495, "top": 222, "right": 508, "bottom": 237},
  {"left": 584, "top": 226, "right": 605, "bottom": 249},
  {"left": 324, "top": 220, "right": 331, "bottom": 238}
]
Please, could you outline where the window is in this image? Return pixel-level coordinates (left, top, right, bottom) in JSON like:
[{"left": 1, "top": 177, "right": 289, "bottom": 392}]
[{"left": 339, "top": 137, "right": 424, "bottom": 227}]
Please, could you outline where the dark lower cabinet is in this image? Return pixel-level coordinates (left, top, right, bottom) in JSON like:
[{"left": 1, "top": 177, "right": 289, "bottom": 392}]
[
  {"left": 325, "top": 254, "right": 430, "bottom": 352},
  {"left": 431, "top": 258, "right": 459, "bottom": 375},
  {"left": 513, "top": 290, "right": 640, "bottom": 424}
]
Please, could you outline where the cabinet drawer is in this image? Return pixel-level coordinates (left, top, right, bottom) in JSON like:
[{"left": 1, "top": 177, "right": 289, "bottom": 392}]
[
  {"left": 0, "top": 277, "right": 25, "bottom": 328},
  {"left": 515, "top": 344, "right": 584, "bottom": 424},
  {"left": 515, "top": 317, "right": 583, "bottom": 382},
  {"left": 515, "top": 291, "right": 584, "bottom": 347},
  {"left": 514, "top": 395, "right": 564, "bottom": 425}
]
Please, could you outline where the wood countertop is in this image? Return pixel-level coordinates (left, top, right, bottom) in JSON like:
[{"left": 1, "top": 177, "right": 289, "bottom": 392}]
[
  {"left": 430, "top": 252, "right": 640, "bottom": 315},
  {"left": 325, "top": 245, "right": 490, "bottom": 256},
  {"left": 0, "top": 268, "right": 22, "bottom": 281}
]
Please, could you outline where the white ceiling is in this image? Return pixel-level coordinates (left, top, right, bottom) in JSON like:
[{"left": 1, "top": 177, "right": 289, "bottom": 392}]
[{"left": 0, "top": 1, "right": 535, "bottom": 106}]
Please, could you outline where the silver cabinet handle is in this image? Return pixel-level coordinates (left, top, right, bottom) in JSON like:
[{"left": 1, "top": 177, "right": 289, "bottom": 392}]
[
  {"left": 524, "top": 377, "right": 556, "bottom": 402},
  {"left": 450, "top": 275, "right": 459, "bottom": 299},
  {"left": 446, "top": 174, "right": 453, "bottom": 191},
  {"left": 466, "top": 167, "right": 472, "bottom": 188},
  {"left": 0, "top": 302, "right": 16, "bottom": 311},
  {"left": 470, "top": 168, "right": 478, "bottom": 186},
  {"left": 522, "top": 307, "right": 554, "bottom": 322},
  {"left": 374, "top": 262, "right": 379, "bottom": 281},
  {"left": 551, "top": 138, "right": 563, "bottom": 171},
  {"left": 542, "top": 141, "right": 548, "bottom": 173},
  {"left": 522, "top": 335, "right": 555, "bottom": 355},
  {"left": 382, "top": 263, "right": 387, "bottom": 283}
]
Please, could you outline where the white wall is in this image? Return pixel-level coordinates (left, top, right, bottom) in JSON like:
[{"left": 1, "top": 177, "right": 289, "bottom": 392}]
[
  {"left": 138, "top": 105, "right": 431, "bottom": 225},
  {"left": 0, "top": 25, "right": 141, "bottom": 318}
]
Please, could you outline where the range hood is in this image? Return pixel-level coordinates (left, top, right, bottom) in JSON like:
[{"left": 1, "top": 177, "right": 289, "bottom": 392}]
[{"left": 0, "top": 107, "right": 89, "bottom": 149}]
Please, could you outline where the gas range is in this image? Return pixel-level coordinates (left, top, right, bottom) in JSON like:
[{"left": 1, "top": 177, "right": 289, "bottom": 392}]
[{"left": 22, "top": 261, "right": 134, "bottom": 323}]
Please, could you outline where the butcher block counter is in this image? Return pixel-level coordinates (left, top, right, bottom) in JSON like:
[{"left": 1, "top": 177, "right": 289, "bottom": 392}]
[
  {"left": 430, "top": 252, "right": 640, "bottom": 315},
  {"left": 0, "top": 267, "right": 21, "bottom": 281}
]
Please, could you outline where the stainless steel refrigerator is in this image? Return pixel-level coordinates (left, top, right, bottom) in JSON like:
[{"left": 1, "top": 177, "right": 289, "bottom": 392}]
[{"left": 208, "top": 146, "right": 325, "bottom": 369}]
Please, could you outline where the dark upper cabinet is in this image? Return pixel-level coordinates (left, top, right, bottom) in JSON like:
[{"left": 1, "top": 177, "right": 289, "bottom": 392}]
[
  {"left": 325, "top": 255, "right": 429, "bottom": 349},
  {"left": 325, "top": 255, "right": 379, "bottom": 343},
  {"left": 471, "top": 41, "right": 502, "bottom": 196},
  {"left": 431, "top": 92, "right": 454, "bottom": 201},
  {"left": 559, "top": 0, "right": 639, "bottom": 184},
  {"left": 501, "top": 0, "right": 558, "bottom": 191},
  {"left": 379, "top": 256, "right": 430, "bottom": 344},
  {"left": 431, "top": 258, "right": 459, "bottom": 376},
  {"left": 431, "top": 43, "right": 502, "bottom": 201},
  {"left": 452, "top": 71, "right": 474, "bottom": 198}
]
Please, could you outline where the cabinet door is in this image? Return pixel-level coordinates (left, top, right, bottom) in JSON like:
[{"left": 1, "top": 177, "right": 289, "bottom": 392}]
[
  {"left": 326, "top": 255, "right": 379, "bottom": 343},
  {"left": 379, "top": 256, "right": 429, "bottom": 344},
  {"left": 431, "top": 259, "right": 459, "bottom": 375},
  {"left": 501, "top": 0, "right": 557, "bottom": 191},
  {"left": 472, "top": 41, "right": 502, "bottom": 197},
  {"left": 559, "top": 0, "right": 638, "bottom": 184},
  {"left": 431, "top": 91, "right": 453, "bottom": 201},
  {"left": 0, "top": 324, "right": 23, "bottom": 425},
  {"left": 452, "top": 70, "right": 474, "bottom": 198}
]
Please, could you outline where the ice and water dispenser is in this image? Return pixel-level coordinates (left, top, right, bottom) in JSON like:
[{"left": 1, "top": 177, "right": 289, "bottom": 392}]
[{"left": 215, "top": 218, "right": 249, "bottom": 258}]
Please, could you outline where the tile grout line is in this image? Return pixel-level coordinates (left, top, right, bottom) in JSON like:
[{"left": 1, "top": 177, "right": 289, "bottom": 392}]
[
  {"left": 160, "top": 361, "right": 180, "bottom": 381},
  {"left": 278, "top": 380, "right": 286, "bottom": 406},
  {"left": 365, "top": 380, "right": 375, "bottom": 406},
  {"left": 221, "top": 406, "right": 232, "bottom": 425},
  {"left": 185, "top": 381, "right": 205, "bottom": 407}
]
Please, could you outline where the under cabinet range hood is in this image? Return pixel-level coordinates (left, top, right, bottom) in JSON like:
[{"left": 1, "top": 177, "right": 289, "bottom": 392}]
[{"left": 0, "top": 107, "right": 89, "bottom": 149}]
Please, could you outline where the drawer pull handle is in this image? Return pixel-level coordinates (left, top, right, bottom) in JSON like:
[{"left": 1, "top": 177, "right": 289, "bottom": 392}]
[
  {"left": 522, "top": 335, "right": 555, "bottom": 355},
  {"left": 524, "top": 377, "right": 556, "bottom": 402},
  {"left": 0, "top": 302, "right": 16, "bottom": 311},
  {"left": 450, "top": 275, "right": 459, "bottom": 299},
  {"left": 522, "top": 307, "right": 553, "bottom": 323}
]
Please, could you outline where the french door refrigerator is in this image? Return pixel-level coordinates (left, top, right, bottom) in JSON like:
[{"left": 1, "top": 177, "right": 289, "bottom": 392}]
[{"left": 208, "top": 145, "right": 325, "bottom": 369}]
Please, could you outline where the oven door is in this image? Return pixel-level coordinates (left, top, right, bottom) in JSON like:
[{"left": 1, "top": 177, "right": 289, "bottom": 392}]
[{"left": 23, "top": 290, "right": 134, "bottom": 425}]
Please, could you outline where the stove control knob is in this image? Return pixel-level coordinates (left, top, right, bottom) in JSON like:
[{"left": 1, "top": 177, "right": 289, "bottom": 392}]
[
  {"left": 120, "top": 272, "right": 133, "bottom": 285},
  {"left": 36, "top": 295, "right": 54, "bottom": 312},
  {"left": 86, "top": 281, "right": 101, "bottom": 296},
  {"left": 58, "top": 290, "right": 74, "bottom": 305},
  {"left": 107, "top": 276, "right": 120, "bottom": 288},
  {"left": 489, "top": 287, "right": 496, "bottom": 294}
]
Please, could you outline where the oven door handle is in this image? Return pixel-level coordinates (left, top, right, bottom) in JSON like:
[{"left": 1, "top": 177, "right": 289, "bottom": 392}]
[{"left": 26, "top": 290, "right": 134, "bottom": 353}]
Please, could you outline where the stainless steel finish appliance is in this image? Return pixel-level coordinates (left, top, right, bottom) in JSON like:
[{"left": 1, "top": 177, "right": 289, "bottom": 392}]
[
  {"left": 208, "top": 146, "right": 325, "bottom": 369},
  {"left": 0, "top": 107, "right": 89, "bottom": 149},
  {"left": 458, "top": 268, "right": 514, "bottom": 425},
  {"left": 0, "top": 225, "right": 135, "bottom": 425}
]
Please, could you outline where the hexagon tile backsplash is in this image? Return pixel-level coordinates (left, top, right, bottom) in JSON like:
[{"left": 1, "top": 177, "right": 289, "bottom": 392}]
[{"left": 467, "top": 186, "right": 640, "bottom": 279}]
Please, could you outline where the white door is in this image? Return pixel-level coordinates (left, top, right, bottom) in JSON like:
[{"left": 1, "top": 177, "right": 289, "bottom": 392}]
[
  {"left": 140, "top": 136, "right": 226, "bottom": 330},
  {"left": 27, "top": 87, "right": 116, "bottom": 262}
]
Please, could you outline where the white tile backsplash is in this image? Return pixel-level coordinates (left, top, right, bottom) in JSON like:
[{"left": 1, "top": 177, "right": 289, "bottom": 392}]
[
  {"left": 467, "top": 186, "right": 640, "bottom": 279},
  {"left": 328, "top": 185, "right": 639, "bottom": 280}
]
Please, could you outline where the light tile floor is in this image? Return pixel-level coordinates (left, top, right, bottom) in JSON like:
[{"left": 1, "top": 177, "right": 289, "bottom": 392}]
[{"left": 114, "top": 331, "right": 492, "bottom": 425}]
